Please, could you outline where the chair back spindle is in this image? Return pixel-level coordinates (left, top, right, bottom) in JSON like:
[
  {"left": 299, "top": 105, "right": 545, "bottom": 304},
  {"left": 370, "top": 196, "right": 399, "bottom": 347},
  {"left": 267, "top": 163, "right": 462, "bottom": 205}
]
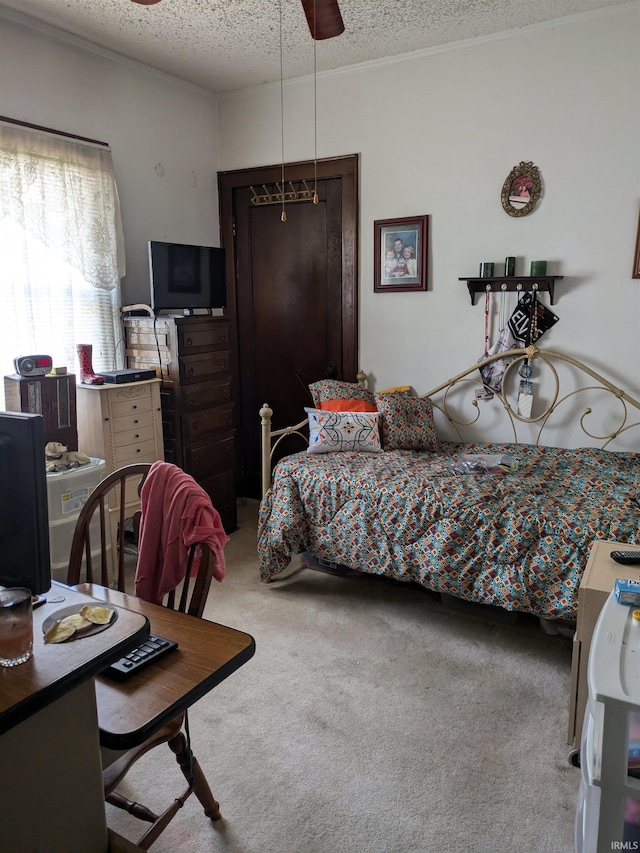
[{"left": 67, "top": 463, "right": 153, "bottom": 590}]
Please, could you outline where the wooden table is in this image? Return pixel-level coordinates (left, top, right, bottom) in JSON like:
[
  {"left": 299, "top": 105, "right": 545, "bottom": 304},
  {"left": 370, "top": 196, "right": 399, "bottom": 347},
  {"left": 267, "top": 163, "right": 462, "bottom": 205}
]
[
  {"left": 74, "top": 584, "right": 256, "bottom": 751},
  {"left": 0, "top": 582, "right": 149, "bottom": 853},
  {"left": 0, "top": 582, "right": 149, "bottom": 735}
]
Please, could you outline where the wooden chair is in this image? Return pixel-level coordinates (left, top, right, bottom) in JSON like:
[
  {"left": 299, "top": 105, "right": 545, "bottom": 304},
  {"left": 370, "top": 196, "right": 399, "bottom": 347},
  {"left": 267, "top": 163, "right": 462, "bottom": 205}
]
[{"left": 67, "top": 462, "right": 221, "bottom": 849}]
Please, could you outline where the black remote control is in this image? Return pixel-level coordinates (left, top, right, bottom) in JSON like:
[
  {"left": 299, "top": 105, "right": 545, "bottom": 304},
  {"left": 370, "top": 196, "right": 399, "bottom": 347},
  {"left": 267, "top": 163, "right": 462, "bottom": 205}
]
[
  {"left": 104, "top": 633, "right": 178, "bottom": 681},
  {"left": 610, "top": 551, "right": 640, "bottom": 565}
]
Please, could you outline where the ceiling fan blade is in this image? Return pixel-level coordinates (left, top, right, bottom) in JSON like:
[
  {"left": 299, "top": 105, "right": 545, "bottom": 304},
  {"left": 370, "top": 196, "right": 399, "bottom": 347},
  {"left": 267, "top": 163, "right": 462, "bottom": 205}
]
[{"left": 300, "top": 0, "right": 345, "bottom": 40}]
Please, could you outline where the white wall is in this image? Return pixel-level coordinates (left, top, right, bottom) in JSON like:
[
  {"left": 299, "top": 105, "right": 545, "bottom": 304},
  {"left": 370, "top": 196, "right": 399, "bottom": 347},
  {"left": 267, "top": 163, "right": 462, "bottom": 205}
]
[
  {"left": 1, "top": 6, "right": 639, "bottom": 448},
  {"left": 217, "top": 5, "right": 640, "bottom": 447},
  {"left": 0, "top": 14, "right": 221, "bottom": 306}
]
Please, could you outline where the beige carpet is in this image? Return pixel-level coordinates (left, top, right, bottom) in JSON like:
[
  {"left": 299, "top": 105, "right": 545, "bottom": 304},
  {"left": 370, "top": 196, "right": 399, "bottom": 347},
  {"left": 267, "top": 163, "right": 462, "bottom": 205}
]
[{"left": 106, "top": 499, "right": 579, "bottom": 853}]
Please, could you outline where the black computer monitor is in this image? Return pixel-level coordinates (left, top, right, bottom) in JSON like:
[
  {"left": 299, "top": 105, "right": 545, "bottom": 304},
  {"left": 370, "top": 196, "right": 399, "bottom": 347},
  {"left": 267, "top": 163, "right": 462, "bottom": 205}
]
[{"left": 0, "top": 412, "right": 51, "bottom": 594}]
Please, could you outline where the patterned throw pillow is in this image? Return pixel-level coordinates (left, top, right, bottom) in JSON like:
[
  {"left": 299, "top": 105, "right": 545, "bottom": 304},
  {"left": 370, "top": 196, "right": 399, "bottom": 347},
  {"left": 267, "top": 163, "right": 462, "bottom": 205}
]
[
  {"left": 305, "top": 407, "right": 381, "bottom": 454},
  {"left": 308, "top": 379, "right": 375, "bottom": 409},
  {"left": 374, "top": 392, "right": 438, "bottom": 451}
]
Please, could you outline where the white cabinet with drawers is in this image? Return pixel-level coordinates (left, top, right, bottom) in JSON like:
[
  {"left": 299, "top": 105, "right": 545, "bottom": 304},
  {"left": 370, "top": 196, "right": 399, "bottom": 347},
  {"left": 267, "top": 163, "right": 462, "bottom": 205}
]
[{"left": 76, "top": 379, "right": 164, "bottom": 564}]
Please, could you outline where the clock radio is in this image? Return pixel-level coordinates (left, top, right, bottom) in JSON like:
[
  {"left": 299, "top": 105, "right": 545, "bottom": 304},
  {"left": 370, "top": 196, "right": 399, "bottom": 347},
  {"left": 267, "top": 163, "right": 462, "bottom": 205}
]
[{"left": 14, "top": 355, "right": 53, "bottom": 377}]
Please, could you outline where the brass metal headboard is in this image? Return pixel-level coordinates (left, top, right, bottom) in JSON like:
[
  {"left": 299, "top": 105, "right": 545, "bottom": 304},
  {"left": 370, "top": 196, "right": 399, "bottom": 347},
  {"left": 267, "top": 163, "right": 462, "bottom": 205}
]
[{"left": 259, "top": 347, "right": 640, "bottom": 495}]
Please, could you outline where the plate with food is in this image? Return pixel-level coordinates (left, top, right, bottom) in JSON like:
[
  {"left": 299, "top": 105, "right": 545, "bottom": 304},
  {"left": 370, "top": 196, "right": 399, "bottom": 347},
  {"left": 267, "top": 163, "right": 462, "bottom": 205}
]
[{"left": 43, "top": 604, "right": 117, "bottom": 643}]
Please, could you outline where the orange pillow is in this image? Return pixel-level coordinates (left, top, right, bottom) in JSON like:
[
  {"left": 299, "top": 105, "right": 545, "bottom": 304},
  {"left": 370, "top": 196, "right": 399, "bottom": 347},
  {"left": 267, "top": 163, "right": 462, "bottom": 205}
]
[{"left": 318, "top": 398, "right": 377, "bottom": 412}]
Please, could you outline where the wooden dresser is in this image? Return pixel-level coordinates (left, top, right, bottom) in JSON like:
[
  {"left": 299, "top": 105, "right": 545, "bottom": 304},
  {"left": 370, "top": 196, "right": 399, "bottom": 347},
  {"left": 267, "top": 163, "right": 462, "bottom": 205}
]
[
  {"left": 124, "top": 315, "right": 237, "bottom": 532},
  {"left": 76, "top": 378, "right": 164, "bottom": 557}
]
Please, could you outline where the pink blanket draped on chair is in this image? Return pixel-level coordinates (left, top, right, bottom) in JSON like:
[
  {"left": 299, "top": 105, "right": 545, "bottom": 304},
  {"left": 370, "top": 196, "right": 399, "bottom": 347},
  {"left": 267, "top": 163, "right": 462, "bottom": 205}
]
[{"left": 134, "top": 461, "right": 228, "bottom": 605}]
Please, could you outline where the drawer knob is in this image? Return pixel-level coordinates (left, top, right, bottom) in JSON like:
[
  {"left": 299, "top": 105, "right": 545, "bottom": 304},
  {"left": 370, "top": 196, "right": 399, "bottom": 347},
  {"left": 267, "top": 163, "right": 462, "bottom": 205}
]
[
  {"left": 220, "top": 360, "right": 227, "bottom": 370},
  {"left": 133, "top": 419, "right": 139, "bottom": 424},
  {"left": 132, "top": 405, "right": 138, "bottom": 409},
  {"left": 185, "top": 337, "right": 193, "bottom": 347},
  {"left": 188, "top": 367, "right": 194, "bottom": 376},
  {"left": 188, "top": 397, "right": 196, "bottom": 407}
]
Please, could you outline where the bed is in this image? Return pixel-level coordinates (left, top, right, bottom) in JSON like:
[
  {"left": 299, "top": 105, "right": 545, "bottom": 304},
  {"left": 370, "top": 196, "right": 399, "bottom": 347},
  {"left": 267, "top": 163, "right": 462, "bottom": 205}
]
[{"left": 257, "top": 346, "right": 640, "bottom": 623}]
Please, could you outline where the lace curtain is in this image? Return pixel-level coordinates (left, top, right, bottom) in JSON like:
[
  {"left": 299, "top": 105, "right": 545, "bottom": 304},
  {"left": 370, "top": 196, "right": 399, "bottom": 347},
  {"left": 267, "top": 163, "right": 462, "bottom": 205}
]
[{"left": 0, "top": 123, "right": 126, "bottom": 392}]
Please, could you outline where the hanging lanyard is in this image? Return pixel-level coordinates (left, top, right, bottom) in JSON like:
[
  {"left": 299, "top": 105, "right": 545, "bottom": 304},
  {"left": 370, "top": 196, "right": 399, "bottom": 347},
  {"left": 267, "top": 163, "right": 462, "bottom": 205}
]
[
  {"left": 484, "top": 289, "right": 490, "bottom": 355},
  {"left": 518, "top": 293, "right": 537, "bottom": 415}
]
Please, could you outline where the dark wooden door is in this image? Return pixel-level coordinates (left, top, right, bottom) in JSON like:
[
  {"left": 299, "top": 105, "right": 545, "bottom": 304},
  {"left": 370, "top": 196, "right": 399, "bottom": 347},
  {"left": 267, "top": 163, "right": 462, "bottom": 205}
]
[{"left": 218, "top": 155, "right": 359, "bottom": 498}]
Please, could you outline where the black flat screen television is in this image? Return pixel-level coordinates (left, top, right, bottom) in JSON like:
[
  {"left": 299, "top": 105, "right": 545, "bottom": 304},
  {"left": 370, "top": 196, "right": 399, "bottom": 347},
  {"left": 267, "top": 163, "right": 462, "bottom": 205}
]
[
  {"left": 149, "top": 241, "right": 226, "bottom": 313},
  {"left": 0, "top": 412, "right": 51, "bottom": 595}
]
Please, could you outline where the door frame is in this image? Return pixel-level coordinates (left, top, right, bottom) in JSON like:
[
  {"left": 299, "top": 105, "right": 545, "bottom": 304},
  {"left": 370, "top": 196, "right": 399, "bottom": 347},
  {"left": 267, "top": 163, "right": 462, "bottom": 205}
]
[
  {"left": 218, "top": 154, "right": 359, "bottom": 377},
  {"left": 218, "top": 155, "right": 360, "bottom": 496}
]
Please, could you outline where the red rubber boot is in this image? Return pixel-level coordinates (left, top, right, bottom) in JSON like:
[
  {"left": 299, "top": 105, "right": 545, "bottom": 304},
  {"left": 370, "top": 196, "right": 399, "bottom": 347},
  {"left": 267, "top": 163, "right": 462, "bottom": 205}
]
[{"left": 76, "top": 344, "right": 104, "bottom": 385}]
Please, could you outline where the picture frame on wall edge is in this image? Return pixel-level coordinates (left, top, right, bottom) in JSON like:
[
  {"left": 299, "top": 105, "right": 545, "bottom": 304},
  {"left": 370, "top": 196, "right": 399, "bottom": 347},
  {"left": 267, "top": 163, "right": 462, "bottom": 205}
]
[
  {"left": 374, "top": 215, "right": 429, "bottom": 293},
  {"left": 633, "top": 207, "right": 640, "bottom": 279}
]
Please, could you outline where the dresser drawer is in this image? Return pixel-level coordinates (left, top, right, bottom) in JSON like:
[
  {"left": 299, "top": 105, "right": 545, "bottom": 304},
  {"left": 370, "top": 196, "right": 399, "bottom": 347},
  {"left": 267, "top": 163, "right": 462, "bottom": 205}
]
[
  {"left": 114, "top": 441, "right": 158, "bottom": 467},
  {"left": 113, "top": 423, "right": 156, "bottom": 447},
  {"left": 177, "top": 321, "right": 230, "bottom": 351},
  {"left": 109, "top": 394, "right": 154, "bottom": 419},
  {"left": 184, "top": 433, "right": 235, "bottom": 481},
  {"left": 110, "top": 409, "right": 155, "bottom": 435},
  {"left": 183, "top": 404, "right": 234, "bottom": 443},
  {"left": 179, "top": 351, "right": 230, "bottom": 383},
  {"left": 181, "top": 378, "right": 232, "bottom": 413}
]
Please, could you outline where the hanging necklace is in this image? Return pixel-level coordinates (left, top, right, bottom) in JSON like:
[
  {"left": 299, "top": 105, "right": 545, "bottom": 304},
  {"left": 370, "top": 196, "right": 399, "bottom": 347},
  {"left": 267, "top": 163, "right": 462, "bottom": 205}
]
[{"left": 530, "top": 292, "right": 539, "bottom": 343}]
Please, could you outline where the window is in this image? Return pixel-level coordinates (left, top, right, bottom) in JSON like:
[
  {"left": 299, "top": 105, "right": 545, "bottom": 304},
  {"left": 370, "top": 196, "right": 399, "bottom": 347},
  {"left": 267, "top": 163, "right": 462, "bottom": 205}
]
[{"left": 0, "top": 123, "right": 125, "bottom": 405}]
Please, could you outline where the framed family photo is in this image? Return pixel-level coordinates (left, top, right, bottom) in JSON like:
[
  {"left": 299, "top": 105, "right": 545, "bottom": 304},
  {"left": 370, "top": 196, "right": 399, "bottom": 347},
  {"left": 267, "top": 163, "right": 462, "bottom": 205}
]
[{"left": 374, "top": 215, "right": 429, "bottom": 293}]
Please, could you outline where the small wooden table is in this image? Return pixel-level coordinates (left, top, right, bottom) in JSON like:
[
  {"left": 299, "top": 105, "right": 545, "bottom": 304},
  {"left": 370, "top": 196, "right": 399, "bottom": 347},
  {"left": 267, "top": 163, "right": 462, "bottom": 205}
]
[
  {"left": 74, "top": 584, "right": 256, "bottom": 751},
  {"left": 0, "top": 582, "right": 149, "bottom": 853}
]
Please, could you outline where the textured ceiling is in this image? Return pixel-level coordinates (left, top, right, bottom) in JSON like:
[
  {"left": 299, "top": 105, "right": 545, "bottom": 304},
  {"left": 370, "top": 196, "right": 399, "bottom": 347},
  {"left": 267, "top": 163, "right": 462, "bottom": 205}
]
[{"left": 0, "top": 0, "right": 625, "bottom": 94}]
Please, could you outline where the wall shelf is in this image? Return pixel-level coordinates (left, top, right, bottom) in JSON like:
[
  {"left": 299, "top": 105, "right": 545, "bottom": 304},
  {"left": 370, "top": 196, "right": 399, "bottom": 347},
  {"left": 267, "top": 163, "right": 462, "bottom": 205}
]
[{"left": 459, "top": 276, "right": 563, "bottom": 305}]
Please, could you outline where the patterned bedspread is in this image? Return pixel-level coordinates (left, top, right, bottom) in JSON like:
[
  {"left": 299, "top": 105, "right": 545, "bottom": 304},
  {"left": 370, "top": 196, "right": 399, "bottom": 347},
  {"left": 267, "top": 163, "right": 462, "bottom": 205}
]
[{"left": 257, "top": 442, "right": 640, "bottom": 621}]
